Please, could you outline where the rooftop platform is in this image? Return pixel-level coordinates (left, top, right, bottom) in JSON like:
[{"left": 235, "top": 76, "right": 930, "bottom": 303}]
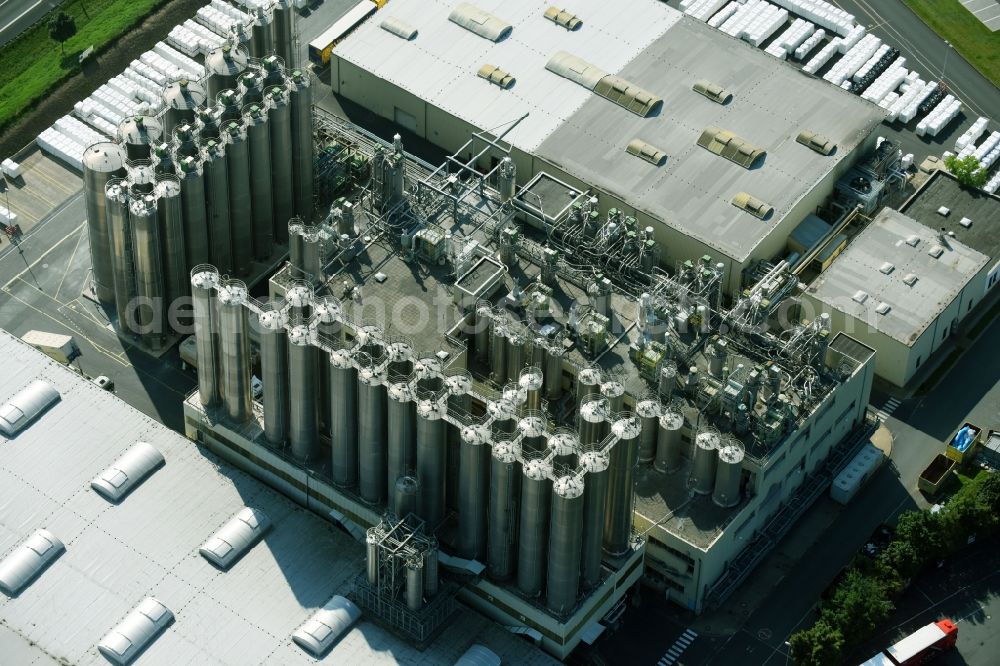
[{"left": 899, "top": 170, "right": 1000, "bottom": 260}]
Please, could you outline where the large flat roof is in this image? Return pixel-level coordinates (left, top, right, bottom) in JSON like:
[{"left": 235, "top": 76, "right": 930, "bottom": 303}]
[
  {"left": 899, "top": 170, "right": 1000, "bottom": 260},
  {"left": 0, "top": 331, "right": 556, "bottom": 666},
  {"left": 335, "top": 0, "right": 885, "bottom": 262},
  {"left": 806, "top": 209, "right": 989, "bottom": 345}
]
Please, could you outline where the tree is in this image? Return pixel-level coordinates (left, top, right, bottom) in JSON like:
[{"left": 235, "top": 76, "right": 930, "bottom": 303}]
[
  {"left": 48, "top": 11, "right": 77, "bottom": 55},
  {"left": 944, "top": 154, "right": 988, "bottom": 189},
  {"left": 790, "top": 620, "right": 844, "bottom": 666},
  {"left": 894, "top": 510, "right": 945, "bottom": 566},
  {"left": 977, "top": 473, "right": 1000, "bottom": 513},
  {"left": 820, "top": 570, "right": 894, "bottom": 645}
]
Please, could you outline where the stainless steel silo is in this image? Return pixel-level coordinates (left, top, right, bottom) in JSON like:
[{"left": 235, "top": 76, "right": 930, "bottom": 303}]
[
  {"left": 217, "top": 89, "right": 243, "bottom": 123},
  {"left": 487, "top": 396, "right": 517, "bottom": 438},
  {"left": 601, "top": 379, "right": 626, "bottom": 414},
  {"left": 414, "top": 355, "right": 443, "bottom": 393},
  {"left": 387, "top": 381, "right": 416, "bottom": 493},
  {"left": 117, "top": 115, "right": 162, "bottom": 161},
  {"left": 518, "top": 414, "right": 547, "bottom": 456},
  {"left": 424, "top": 542, "right": 439, "bottom": 597},
  {"left": 272, "top": 1, "right": 294, "bottom": 68},
  {"left": 82, "top": 143, "right": 126, "bottom": 304},
  {"left": 163, "top": 79, "right": 206, "bottom": 137},
  {"left": 712, "top": 439, "right": 744, "bottom": 508},
  {"left": 300, "top": 226, "right": 321, "bottom": 281},
  {"left": 197, "top": 107, "right": 221, "bottom": 141},
  {"left": 506, "top": 326, "right": 526, "bottom": 379},
  {"left": 105, "top": 180, "right": 135, "bottom": 331},
  {"left": 288, "top": 218, "right": 304, "bottom": 269},
  {"left": 365, "top": 533, "right": 378, "bottom": 585},
  {"left": 357, "top": 364, "right": 388, "bottom": 504},
  {"left": 576, "top": 365, "right": 602, "bottom": 404},
  {"left": 487, "top": 440, "right": 521, "bottom": 581},
  {"left": 579, "top": 450, "right": 610, "bottom": 589},
  {"left": 151, "top": 142, "right": 174, "bottom": 175},
  {"left": 250, "top": 8, "right": 274, "bottom": 59},
  {"left": 267, "top": 85, "right": 294, "bottom": 245},
  {"left": 547, "top": 430, "right": 578, "bottom": 473},
  {"left": 517, "top": 458, "right": 552, "bottom": 598},
  {"left": 636, "top": 397, "right": 661, "bottom": 464},
  {"left": 330, "top": 348, "right": 359, "bottom": 487},
  {"left": 285, "top": 282, "right": 313, "bottom": 321},
  {"left": 444, "top": 370, "right": 472, "bottom": 414},
  {"left": 474, "top": 302, "right": 491, "bottom": 363},
  {"left": 205, "top": 43, "right": 249, "bottom": 102},
  {"left": 578, "top": 395, "right": 608, "bottom": 447},
  {"left": 311, "top": 295, "right": 341, "bottom": 432},
  {"left": 202, "top": 138, "right": 233, "bottom": 275},
  {"left": 489, "top": 319, "right": 507, "bottom": 384},
  {"left": 655, "top": 409, "right": 684, "bottom": 473},
  {"left": 544, "top": 343, "right": 564, "bottom": 401},
  {"left": 457, "top": 424, "right": 491, "bottom": 560},
  {"left": 691, "top": 429, "right": 721, "bottom": 495},
  {"left": 604, "top": 415, "right": 640, "bottom": 557},
  {"left": 659, "top": 363, "right": 677, "bottom": 400},
  {"left": 177, "top": 156, "right": 210, "bottom": 273},
  {"left": 519, "top": 367, "right": 543, "bottom": 411},
  {"left": 127, "top": 161, "right": 156, "bottom": 194},
  {"left": 406, "top": 558, "right": 424, "bottom": 611},
  {"left": 173, "top": 123, "right": 200, "bottom": 159},
  {"left": 289, "top": 68, "right": 313, "bottom": 222},
  {"left": 239, "top": 69, "right": 266, "bottom": 106},
  {"left": 244, "top": 102, "right": 274, "bottom": 260},
  {"left": 223, "top": 120, "right": 253, "bottom": 277},
  {"left": 258, "top": 303, "right": 289, "bottom": 446},
  {"left": 287, "top": 324, "right": 319, "bottom": 462},
  {"left": 416, "top": 398, "right": 447, "bottom": 528},
  {"left": 155, "top": 176, "right": 187, "bottom": 326},
  {"left": 394, "top": 475, "right": 419, "bottom": 517},
  {"left": 128, "top": 192, "right": 166, "bottom": 349},
  {"left": 546, "top": 475, "right": 584, "bottom": 615},
  {"left": 191, "top": 266, "right": 221, "bottom": 408},
  {"left": 218, "top": 280, "right": 252, "bottom": 422}
]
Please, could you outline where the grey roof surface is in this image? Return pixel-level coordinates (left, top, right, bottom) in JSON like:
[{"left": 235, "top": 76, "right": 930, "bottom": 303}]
[
  {"left": 899, "top": 170, "right": 1000, "bottom": 260},
  {"left": 0, "top": 330, "right": 557, "bottom": 666},
  {"left": 806, "top": 209, "right": 989, "bottom": 345},
  {"left": 335, "top": 0, "right": 884, "bottom": 263}
]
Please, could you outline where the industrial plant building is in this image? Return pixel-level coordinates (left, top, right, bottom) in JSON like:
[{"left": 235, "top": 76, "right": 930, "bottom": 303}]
[
  {"left": 0, "top": 331, "right": 554, "bottom": 665},
  {"left": 329, "top": 0, "right": 886, "bottom": 294},
  {"left": 804, "top": 207, "right": 992, "bottom": 387}
]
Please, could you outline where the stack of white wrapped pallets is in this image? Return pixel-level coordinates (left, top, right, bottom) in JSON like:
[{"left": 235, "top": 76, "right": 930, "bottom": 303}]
[
  {"left": 183, "top": 19, "right": 226, "bottom": 50},
  {"left": 954, "top": 117, "right": 989, "bottom": 152},
  {"left": 878, "top": 91, "right": 899, "bottom": 110},
  {"left": 836, "top": 24, "right": 865, "bottom": 52},
  {"left": 765, "top": 18, "right": 815, "bottom": 59},
  {"left": 167, "top": 25, "right": 203, "bottom": 57},
  {"left": 972, "top": 131, "right": 1000, "bottom": 169},
  {"left": 916, "top": 95, "right": 961, "bottom": 137},
  {"left": 107, "top": 74, "right": 162, "bottom": 111},
  {"left": 708, "top": 2, "right": 740, "bottom": 28},
  {"left": 794, "top": 28, "right": 826, "bottom": 60},
  {"left": 196, "top": 5, "right": 240, "bottom": 36},
  {"left": 128, "top": 59, "right": 169, "bottom": 87},
  {"left": 743, "top": 4, "right": 789, "bottom": 47},
  {"left": 852, "top": 44, "right": 891, "bottom": 82},
  {"left": 37, "top": 116, "right": 107, "bottom": 169},
  {"left": 122, "top": 68, "right": 164, "bottom": 103},
  {"left": 152, "top": 42, "right": 204, "bottom": 79},
  {"left": 887, "top": 79, "right": 934, "bottom": 123},
  {"left": 860, "top": 57, "right": 907, "bottom": 103},
  {"left": 823, "top": 34, "right": 881, "bottom": 86},
  {"left": 803, "top": 37, "right": 841, "bottom": 74},
  {"left": 211, "top": 0, "right": 251, "bottom": 25},
  {"left": 768, "top": 0, "right": 855, "bottom": 36},
  {"left": 234, "top": 0, "right": 270, "bottom": 10}
]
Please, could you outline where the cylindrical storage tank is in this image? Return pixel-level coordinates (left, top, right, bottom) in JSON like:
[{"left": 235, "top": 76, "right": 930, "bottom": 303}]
[
  {"left": 414, "top": 355, "right": 442, "bottom": 393},
  {"left": 173, "top": 122, "right": 201, "bottom": 159},
  {"left": 330, "top": 349, "right": 358, "bottom": 487},
  {"left": 365, "top": 533, "right": 378, "bottom": 585},
  {"left": 518, "top": 415, "right": 547, "bottom": 456},
  {"left": 578, "top": 396, "right": 608, "bottom": 447},
  {"left": 287, "top": 324, "right": 319, "bottom": 462},
  {"left": 151, "top": 142, "right": 175, "bottom": 175},
  {"left": 636, "top": 397, "right": 661, "bottom": 464},
  {"left": 272, "top": 1, "right": 294, "bottom": 67},
  {"left": 258, "top": 304, "right": 289, "bottom": 446},
  {"left": 416, "top": 399, "right": 447, "bottom": 528},
  {"left": 659, "top": 364, "right": 677, "bottom": 400},
  {"left": 288, "top": 218, "right": 304, "bottom": 273},
  {"left": 517, "top": 458, "right": 552, "bottom": 598},
  {"left": 547, "top": 431, "right": 578, "bottom": 473},
  {"left": 579, "top": 450, "right": 610, "bottom": 589},
  {"left": 444, "top": 370, "right": 472, "bottom": 415},
  {"left": 357, "top": 365, "right": 388, "bottom": 504},
  {"left": 474, "top": 302, "right": 491, "bottom": 363},
  {"left": 712, "top": 439, "right": 745, "bottom": 508},
  {"left": 457, "top": 424, "right": 491, "bottom": 560},
  {"left": 261, "top": 54, "right": 287, "bottom": 87},
  {"left": 197, "top": 107, "right": 220, "bottom": 141},
  {"left": 154, "top": 176, "right": 187, "bottom": 322},
  {"left": 604, "top": 415, "right": 640, "bottom": 557},
  {"left": 205, "top": 44, "right": 249, "bottom": 102},
  {"left": 655, "top": 409, "right": 685, "bottom": 473},
  {"left": 244, "top": 103, "right": 274, "bottom": 260},
  {"left": 576, "top": 366, "right": 602, "bottom": 404},
  {"left": 191, "top": 266, "right": 221, "bottom": 408},
  {"left": 546, "top": 475, "right": 584, "bottom": 615},
  {"left": 544, "top": 344, "right": 564, "bottom": 401},
  {"left": 600, "top": 379, "right": 625, "bottom": 414},
  {"left": 311, "top": 296, "right": 340, "bottom": 433},
  {"left": 218, "top": 280, "right": 252, "bottom": 422},
  {"left": 267, "top": 85, "right": 294, "bottom": 245},
  {"left": 117, "top": 115, "right": 162, "bottom": 161},
  {"left": 405, "top": 558, "right": 424, "bottom": 612},
  {"left": 301, "top": 227, "right": 321, "bottom": 281},
  {"left": 105, "top": 180, "right": 135, "bottom": 331},
  {"left": 289, "top": 69, "right": 313, "bottom": 222},
  {"left": 424, "top": 543, "right": 439, "bottom": 597},
  {"left": 487, "top": 397, "right": 517, "bottom": 438},
  {"left": 519, "top": 367, "right": 543, "bottom": 412},
  {"left": 177, "top": 156, "right": 210, "bottom": 273},
  {"left": 487, "top": 440, "right": 521, "bottom": 581},
  {"left": 127, "top": 162, "right": 156, "bottom": 194},
  {"left": 202, "top": 138, "right": 233, "bottom": 275},
  {"left": 239, "top": 69, "right": 266, "bottom": 106},
  {"left": 489, "top": 320, "right": 507, "bottom": 385},
  {"left": 83, "top": 143, "right": 126, "bottom": 304},
  {"left": 387, "top": 382, "right": 416, "bottom": 494},
  {"left": 285, "top": 283, "right": 312, "bottom": 319},
  {"left": 223, "top": 120, "right": 253, "bottom": 277},
  {"left": 250, "top": 10, "right": 273, "bottom": 59},
  {"left": 217, "top": 89, "right": 243, "bottom": 123},
  {"left": 128, "top": 192, "right": 166, "bottom": 349},
  {"left": 394, "top": 475, "right": 418, "bottom": 517},
  {"left": 506, "top": 327, "right": 526, "bottom": 379},
  {"left": 692, "top": 429, "right": 721, "bottom": 495},
  {"left": 163, "top": 79, "right": 206, "bottom": 137}
]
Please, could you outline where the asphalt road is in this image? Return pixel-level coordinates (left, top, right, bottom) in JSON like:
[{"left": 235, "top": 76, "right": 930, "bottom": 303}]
[{"left": 0, "top": 0, "right": 61, "bottom": 48}]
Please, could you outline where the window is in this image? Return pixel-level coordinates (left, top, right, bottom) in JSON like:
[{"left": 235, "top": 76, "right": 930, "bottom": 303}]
[{"left": 916, "top": 356, "right": 922, "bottom": 368}]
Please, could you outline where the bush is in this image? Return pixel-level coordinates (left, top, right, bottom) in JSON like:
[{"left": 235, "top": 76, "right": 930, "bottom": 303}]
[
  {"left": 819, "top": 569, "right": 895, "bottom": 646},
  {"left": 944, "top": 154, "right": 988, "bottom": 189},
  {"left": 789, "top": 620, "right": 844, "bottom": 666}
]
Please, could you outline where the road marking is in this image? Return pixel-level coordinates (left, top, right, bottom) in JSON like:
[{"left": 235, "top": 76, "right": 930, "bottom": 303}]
[
  {"left": 655, "top": 629, "right": 697, "bottom": 666},
  {"left": 2, "top": 222, "right": 85, "bottom": 290},
  {"left": 55, "top": 224, "right": 86, "bottom": 300},
  {"left": 0, "top": 0, "right": 45, "bottom": 36}
]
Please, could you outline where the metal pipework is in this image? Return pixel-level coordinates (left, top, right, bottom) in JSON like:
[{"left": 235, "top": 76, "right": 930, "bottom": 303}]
[
  {"left": 416, "top": 398, "right": 447, "bottom": 528},
  {"left": 546, "top": 475, "right": 585, "bottom": 615},
  {"left": 218, "top": 280, "right": 252, "bottom": 422},
  {"left": 579, "top": 450, "right": 610, "bottom": 589},
  {"left": 517, "top": 458, "right": 553, "bottom": 598},
  {"left": 487, "top": 440, "right": 521, "bottom": 581},
  {"left": 287, "top": 323, "right": 319, "bottom": 462},
  {"left": 83, "top": 143, "right": 126, "bottom": 304},
  {"left": 457, "top": 424, "right": 491, "bottom": 560},
  {"left": 330, "top": 348, "right": 359, "bottom": 487},
  {"left": 655, "top": 408, "right": 684, "bottom": 472},
  {"left": 357, "top": 361, "right": 388, "bottom": 504},
  {"left": 191, "top": 266, "right": 221, "bottom": 408},
  {"left": 258, "top": 303, "right": 289, "bottom": 446},
  {"left": 604, "top": 414, "right": 641, "bottom": 557},
  {"left": 636, "top": 396, "right": 662, "bottom": 463}
]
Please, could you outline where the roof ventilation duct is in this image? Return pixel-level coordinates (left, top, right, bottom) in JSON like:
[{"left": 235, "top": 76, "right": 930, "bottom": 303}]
[
  {"left": 544, "top": 7, "right": 582, "bottom": 30},
  {"left": 477, "top": 64, "right": 516, "bottom": 89},
  {"left": 380, "top": 17, "right": 418, "bottom": 41},
  {"left": 626, "top": 139, "right": 667, "bottom": 166},
  {"left": 692, "top": 79, "right": 732, "bottom": 105},
  {"left": 546, "top": 52, "right": 662, "bottom": 117},
  {"left": 449, "top": 3, "right": 513, "bottom": 42},
  {"left": 796, "top": 130, "right": 836, "bottom": 155},
  {"left": 731, "top": 192, "right": 773, "bottom": 219},
  {"left": 697, "top": 127, "right": 766, "bottom": 168},
  {"left": 545, "top": 51, "right": 607, "bottom": 89}
]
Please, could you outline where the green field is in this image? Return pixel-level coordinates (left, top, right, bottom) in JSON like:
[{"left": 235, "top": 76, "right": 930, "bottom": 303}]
[
  {"left": 903, "top": 0, "right": 1000, "bottom": 88},
  {"left": 0, "top": 0, "right": 165, "bottom": 133}
]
